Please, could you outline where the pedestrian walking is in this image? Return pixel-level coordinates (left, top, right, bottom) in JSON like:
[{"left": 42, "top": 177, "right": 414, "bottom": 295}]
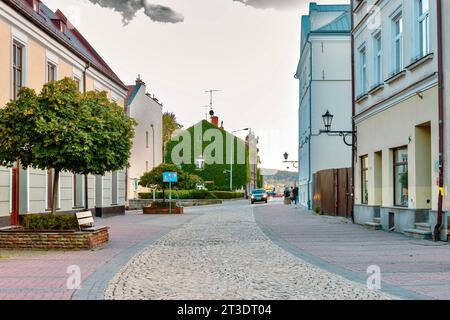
[{"left": 293, "top": 186, "right": 299, "bottom": 206}]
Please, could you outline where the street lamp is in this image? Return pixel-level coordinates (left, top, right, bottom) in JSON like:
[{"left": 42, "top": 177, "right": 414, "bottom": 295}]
[
  {"left": 282, "top": 152, "right": 299, "bottom": 169},
  {"left": 322, "top": 110, "right": 334, "bottom": 132},
  {"left": 230, "top": 128, "right": 250, "bottom": 191},
  {"left": 319, "top": 110, "right": 356, "bottom": 147}
]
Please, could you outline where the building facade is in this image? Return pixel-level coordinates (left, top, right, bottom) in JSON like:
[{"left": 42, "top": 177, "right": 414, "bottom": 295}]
[
  {"left": 442, "top": 0, "right": 449, "bottom": 240},
  {"left": 352, "top": 0, "right": 446, "bottom": 239},
  {"left": 295, "top": 3, "right": 352, "bottom": 209},
  {"left": 125, "top": 77, "right": 163, "bottom": 199},
  {"left": 165, "top": 118, "right": 250, "bottom": 191},
  {"left": 0, "top": 0, "right": 128, "bottom": 226}
]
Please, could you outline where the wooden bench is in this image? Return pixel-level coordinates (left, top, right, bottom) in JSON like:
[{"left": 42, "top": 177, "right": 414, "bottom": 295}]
[{"left": 76, "top": 211, "right": 105, "bottom": 232}]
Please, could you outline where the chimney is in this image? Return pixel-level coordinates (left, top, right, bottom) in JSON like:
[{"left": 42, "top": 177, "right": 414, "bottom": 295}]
[
  {"left": 211, "top": 116, "right": 219, "bottom": 127},
  {"left": 136, "top": 74, "right": 145, "bottom": 86},
  {"left": 220, "top": 121, "right": 224, "bottom": 130}
]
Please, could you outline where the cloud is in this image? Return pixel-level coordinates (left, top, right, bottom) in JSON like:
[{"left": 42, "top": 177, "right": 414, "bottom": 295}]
[
  {"left": 87, "top": 0, "right": 184, "bottom": 24},
  {"left": 232, "top": 0, "right": 303, "bottom": 10}
]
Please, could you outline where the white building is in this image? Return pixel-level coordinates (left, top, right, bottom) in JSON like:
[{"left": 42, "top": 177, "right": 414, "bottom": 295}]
[
  {"left": 352, "top": 0, "right": 445, "bottom": 239},
  {"left": 295, "top": 3, "right": 352, "bottom": 209},
  {"left": 125, "top": 77, "right": 163, "bottom": 199}
]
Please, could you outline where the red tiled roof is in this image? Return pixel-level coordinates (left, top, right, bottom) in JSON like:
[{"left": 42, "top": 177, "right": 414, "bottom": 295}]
[{"left": 4, "top": 0, "right": 127, "bottom": 91}]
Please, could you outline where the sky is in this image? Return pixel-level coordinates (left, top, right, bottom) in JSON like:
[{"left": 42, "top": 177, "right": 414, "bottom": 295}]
[{"left": 44, "top": 0, "right": 348, "bottom": 171}]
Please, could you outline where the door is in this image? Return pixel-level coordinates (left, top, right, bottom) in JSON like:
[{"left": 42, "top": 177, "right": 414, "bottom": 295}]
[{"left": 10, "top": 168, "right": 19, "bottom": 225}]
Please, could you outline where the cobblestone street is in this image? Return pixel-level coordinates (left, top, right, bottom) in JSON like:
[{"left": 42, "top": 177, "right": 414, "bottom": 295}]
[{"left": 105, "top": 201, "right": 392, "bottom": 300}]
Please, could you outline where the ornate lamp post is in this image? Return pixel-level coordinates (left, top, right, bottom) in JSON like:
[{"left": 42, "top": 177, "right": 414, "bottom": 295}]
[
  {"left": 283, "top": 152, "right": 299, "bottom": 169},
  {"left": 319, "top": 110, "right": 356, "bottom": 147}
]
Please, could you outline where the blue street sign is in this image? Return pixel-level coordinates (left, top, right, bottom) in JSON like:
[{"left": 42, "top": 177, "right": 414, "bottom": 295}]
[{"left": 163, "top": 172, "right": 178, "bottom": 183}]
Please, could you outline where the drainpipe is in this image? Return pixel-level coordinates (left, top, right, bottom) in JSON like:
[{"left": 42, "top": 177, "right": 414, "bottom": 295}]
[
  {"left": 434, "top": 0, "right": 444, "bottom": 241},
  {"left": 83, "top": 62, "right": 91, "bottom": 211},
  {"left": 350, "top": 4, "right": 356, "bottom": 223},
  {"left": 308, "top": 39, "right": 313, "bottom": 211}
]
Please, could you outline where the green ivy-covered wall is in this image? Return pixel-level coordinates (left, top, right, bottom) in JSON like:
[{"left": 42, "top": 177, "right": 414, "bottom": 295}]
[{"left": 165, "top": 120, "right": 250, "bottom": 190}]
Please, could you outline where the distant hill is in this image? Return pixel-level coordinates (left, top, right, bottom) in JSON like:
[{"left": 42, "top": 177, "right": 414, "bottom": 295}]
[{"left": 260, "top": 169, "right": 298, "bottom": 187}]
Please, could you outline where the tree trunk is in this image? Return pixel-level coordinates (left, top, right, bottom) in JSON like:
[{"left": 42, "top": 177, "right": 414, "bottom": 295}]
[{"left": 51, "top": 169, "right": 60, "bottom": 215}]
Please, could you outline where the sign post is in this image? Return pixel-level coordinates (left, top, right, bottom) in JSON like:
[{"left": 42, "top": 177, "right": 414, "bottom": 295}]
[{"left": 163, "top": 172, "right": 178, "bottom": 214}]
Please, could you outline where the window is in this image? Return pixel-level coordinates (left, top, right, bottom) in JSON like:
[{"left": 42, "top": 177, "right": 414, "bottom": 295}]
[
  {"left": 33, "top": 0, "right": 40, "bottom": 13},
  {"left": 394, "top": 148, "right": 408, "bottom": 207},
  {"left": 361, "top": 156, "right": 369, "bottom": 205},
  {"left": 47, "top": 62, "right": 56, "bottom": 82},
  {"left": 418, "top": 0, "right": 430, "bottom": 57},
  {"left": 73, "top": 76, "right": 81, "bottom": 91},
  {"left": 392, "top": 13, "right": 403, "bottom": 74},
  {"left": 73, "top": 174, "right": 83, "bottom": 208},
  {"left": 359, "top": 46, "right": 367, "bottom": 94},
  {"left": 111, "top": 172, "right": 118, "bottom": 205},
  {"left": 13, "top": 42, "right": 24, "bottom": 99},
  {"left": 146, "top": 161, "right": 149, "bottom": 172},
  {"left": 373, "top": 32, "right": 382, "bottom": 85},
  {"left": 60, "top": 22, "right": 66, "bottom": 34}
]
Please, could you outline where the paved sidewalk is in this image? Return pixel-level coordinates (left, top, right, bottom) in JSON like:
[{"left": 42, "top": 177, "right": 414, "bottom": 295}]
[
  {"left": 106, "top": 201, "right": 392, "bottom": 300},
  {"left": 254, "top": 202, "right": 450, "bottom": 300},
  {"left": 0, "top": 211, "right": 199, "bottom": 300}
]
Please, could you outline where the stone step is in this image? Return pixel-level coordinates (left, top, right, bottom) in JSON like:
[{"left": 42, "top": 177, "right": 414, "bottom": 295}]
[
  {"left": 364, "top": 222, "right": 382, "bottom": 230},
  {"left": 373, "top": 217, "right": 381, "bottom": 224},
  {"left": 414, "top": 222, "right": 431, "bottom": 232},
  {"left": 404, "top": 228, "right": 432, "bottom": 240}
]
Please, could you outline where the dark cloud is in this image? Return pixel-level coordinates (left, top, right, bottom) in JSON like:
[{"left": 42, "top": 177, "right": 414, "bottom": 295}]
[
  {"left": 87, "top": 0, "right": 184, "bottom": 24},
  {"left": 232, "top": 0, "right": 303, "bottom": 10}
]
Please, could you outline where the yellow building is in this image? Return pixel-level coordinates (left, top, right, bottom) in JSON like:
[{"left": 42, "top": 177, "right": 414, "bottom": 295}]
[
  {"left": 0, "top": 0, "right": 128, "bottom": 226},
  {"left": 352, "top": 0, "right": 445, "bottom": 240}
]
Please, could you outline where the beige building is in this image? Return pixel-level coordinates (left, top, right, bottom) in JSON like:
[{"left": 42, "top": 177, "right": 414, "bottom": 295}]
[
  {"left": 442, "top": 0, "right": 450, "bottom": 240},
  {"left": 352, "top": 0, "right": 446, "bottom": 239},
  {"left": 0, "top": 0, "right": 128, "bottom": 226},
  {"left": 125, "top": 77, "right": 163, "bottom": 199}
]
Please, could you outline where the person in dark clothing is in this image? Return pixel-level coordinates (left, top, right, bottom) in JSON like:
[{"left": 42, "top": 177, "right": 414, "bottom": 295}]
[{"left": 293, "top": 186, "right": 299, "bottom": 205}]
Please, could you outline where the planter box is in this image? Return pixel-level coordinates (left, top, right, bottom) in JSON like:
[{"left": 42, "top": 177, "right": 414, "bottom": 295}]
[
  {"left": 143, "top": 206, "right": 184, "bottom": 215},
  {"left": 0, "top": 226, "right": 109, "bottom": 250},
  {"left": 129, "top": 199, "right": 222, "bottom": 210}
]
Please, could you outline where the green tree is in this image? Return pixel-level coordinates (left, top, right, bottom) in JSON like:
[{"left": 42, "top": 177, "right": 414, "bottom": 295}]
[
  {"left": 163, "top": 112, "right": 183, "bottom": 161},
  {"left": 0, "top": 78, "right": 136, "bottom": 215},
  {"left": 139, "top": 163, "right": 204, "bottom": 200}
]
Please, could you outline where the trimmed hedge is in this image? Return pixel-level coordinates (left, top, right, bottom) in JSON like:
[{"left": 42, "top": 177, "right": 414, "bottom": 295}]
[
  {"left": 210, "top": 191, "right": 244, "bottom": 199},
  {"left": 21, "top": 214, "right": 79, "bottom": 231},
  {"left": 139, "top": 190, "right": 244, "bottom": 200}
]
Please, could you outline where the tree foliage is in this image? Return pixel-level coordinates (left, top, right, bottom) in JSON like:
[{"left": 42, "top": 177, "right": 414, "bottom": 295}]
[
  {"left": 139, "top": 163, "right": 204, "bottom": 191},
  {"left": 0, "top": 78, "right": 136, "bottom": 214},
  {"left": 163, "top": 112, "right": 182, "bottom": 147}
]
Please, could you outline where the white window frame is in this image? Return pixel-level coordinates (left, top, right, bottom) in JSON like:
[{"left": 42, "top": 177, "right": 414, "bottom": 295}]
[
  {"left": 373, "top": 31, "right": 382, "bottom": 86},
  {"left": 391, "top": 10, "right": 403, "bottom": 74},
  {"left": 11, "top": 34, "right": 28, "bottom": 100},
  {"left": 46, "top": 60, "right": 58, "bottom": 83},
  {"left": 417, "top": 0, "right": 430, "bottom": 58},
  {"left": 358, "top": 44, "right": 367, "bottom": 95}
]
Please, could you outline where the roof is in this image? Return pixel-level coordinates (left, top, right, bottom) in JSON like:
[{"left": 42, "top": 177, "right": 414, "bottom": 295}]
[
  {"left": 125, "top": 83, "right": 142, "bottom": 107},
  {"left": 315, "top": 12, "right": 351, "bottom": 33},
  {"left": 299, "top": 2, "right": 350, "bottom": 61},
  {"left": 4, "top": 0, "right": 127, "bottom": 91}
]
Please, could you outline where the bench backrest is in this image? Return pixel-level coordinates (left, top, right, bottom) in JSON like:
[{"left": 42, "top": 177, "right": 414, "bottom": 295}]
[{"left": 76, "top": 211, "right": 94, "bottom": 229}]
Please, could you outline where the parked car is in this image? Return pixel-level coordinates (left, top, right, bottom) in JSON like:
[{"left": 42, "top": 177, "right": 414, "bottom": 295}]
[{"left": 251, "top": 189, "right": 268, "bottom": 204}]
